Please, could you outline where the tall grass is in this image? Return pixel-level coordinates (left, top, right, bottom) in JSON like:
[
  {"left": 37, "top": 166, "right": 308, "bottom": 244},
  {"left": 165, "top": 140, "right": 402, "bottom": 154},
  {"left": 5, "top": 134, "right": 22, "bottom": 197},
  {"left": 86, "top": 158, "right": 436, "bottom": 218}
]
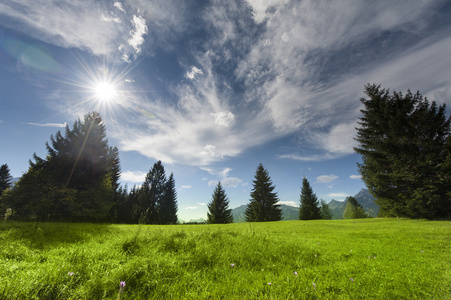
[{"left": 1, "top": 219, "right": 450, "bottom": 299}]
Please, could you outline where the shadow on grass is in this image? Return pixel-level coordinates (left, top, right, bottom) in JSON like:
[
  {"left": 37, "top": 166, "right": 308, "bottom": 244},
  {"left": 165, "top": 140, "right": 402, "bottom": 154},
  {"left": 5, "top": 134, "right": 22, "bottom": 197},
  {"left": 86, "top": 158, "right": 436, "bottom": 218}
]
[{"left": 0, "top": 221, "right": 116, "bottom": 249}]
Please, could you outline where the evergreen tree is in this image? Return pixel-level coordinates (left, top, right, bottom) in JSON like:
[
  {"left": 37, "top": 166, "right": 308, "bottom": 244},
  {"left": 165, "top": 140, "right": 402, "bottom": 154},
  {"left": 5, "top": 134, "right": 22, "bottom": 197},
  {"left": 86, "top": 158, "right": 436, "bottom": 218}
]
[
  {"left": 6, "top": 112, "right": 118, "bottom": 221},
  {"left": 299, "top": 177, "right": 321, "bottom": 220},
  {"left": 160, "top": 173, "right": 178, "bottom": 224},
  {"left": 343, "top": 196, "right": 367, "bottom": 219},
  {"left": 139, "top": 161, "right": 167, "bottom": 224},
  {"left": 355, "top": 84, "right": 451, "bottom": 219},
  {"left": 207, "top": 182, "right": 233, "bottom": 224},
  {"left": 0, "top": 164, "right": 13, "bottom": 196},
  {"left": 320, "top": 200, "right": 332, "bottom": 220},
  {"left": 245, "top": 164, "right": 282, "bottom": 222}
]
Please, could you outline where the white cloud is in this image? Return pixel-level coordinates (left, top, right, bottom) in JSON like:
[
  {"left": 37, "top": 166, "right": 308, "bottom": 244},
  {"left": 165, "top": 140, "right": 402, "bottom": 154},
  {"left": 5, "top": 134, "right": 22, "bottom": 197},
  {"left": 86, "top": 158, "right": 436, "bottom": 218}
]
[
  {"left": 350, "top": 175, "right": 362, "bottom": 180},
  {"left": 114, "top": 2, "right": 126, "bottom": 13},
  {"left": 197, "top": 202, "right": 207, "bottom": 206},
  {"left": 316, "top": 174, "right": 339, "bottom": 184},
  {"left": 329, "top": 193, "right": 349, "bottom": 199},
  {"left": 201, "top": 177, "right": 208, "bottom": 181},
  {"left": 222, "top": 177, "right": 243, "bottom": 188},
  {"left": 277, "top": 200, "right": 299, "bottom": 207},
  {"left": 219, "top": 167, "right": 232, "bottom": 178},
  {"left": 180, "top": 185, "right": 192, "bottom": 190},
  {"left": 208, "top": 180, "right": 218, "bottom": 187},
  {"left": 186, "top": 206, "right": 198, "bottom": 210},
  {"left": 211, "top": 111, "right": 235, "bottom": 127},
  {"left": 125, "top": 78, "right": 135, "bottom": 83},
  {"left": 0, "top": 1, "right": 152, "bottom": 61},
  {"left": 25, "top": 122, "right": 67, "bottom": 128},
  {"left": 185, "top": 66, "right": 203, "bottom": 80},
  {"left": 128, "top": 15, "right": 148, "bottom": 54},
  {"left": 121, "top": 170, "right": 146, "bottom": 183}
]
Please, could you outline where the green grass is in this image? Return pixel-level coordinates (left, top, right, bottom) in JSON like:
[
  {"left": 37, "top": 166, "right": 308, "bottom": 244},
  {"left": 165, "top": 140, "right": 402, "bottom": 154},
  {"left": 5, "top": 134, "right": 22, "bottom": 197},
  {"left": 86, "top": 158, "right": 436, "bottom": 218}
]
[{"left": 0, "top": 219, "right": 450, "bottom": 299}]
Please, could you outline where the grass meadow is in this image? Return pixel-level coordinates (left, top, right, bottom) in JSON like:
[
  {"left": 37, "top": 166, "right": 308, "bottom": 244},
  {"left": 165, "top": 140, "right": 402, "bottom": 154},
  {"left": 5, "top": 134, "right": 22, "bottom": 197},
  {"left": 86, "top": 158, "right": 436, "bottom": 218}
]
[{"left": 0, "top": 218, "right": 450, "bottom": 299}]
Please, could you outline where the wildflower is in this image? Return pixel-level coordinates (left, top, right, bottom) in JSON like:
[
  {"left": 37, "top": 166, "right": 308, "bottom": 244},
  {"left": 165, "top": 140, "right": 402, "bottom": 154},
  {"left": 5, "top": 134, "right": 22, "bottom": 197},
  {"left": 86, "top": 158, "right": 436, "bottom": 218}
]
[
  {"left": 117, "top": 281, "right": 126, "bottom": 300},
  {"left": 420, "top": 250, "right": 424, "bottom": 253},
  {"left": 350, "top": 278, "right": 354, "bottom": 282},
  {"left": 312, "top": 282, "right": 316, "bottom": 290},
  {"left": 267, "top": 282, "right": 272, "bottom": 286},
  {"left": 68, "top": 272, "right": 74, "bottom": 276},
  {"left": 293, "top": 271, "right": 298, "bottom": 276},
  {"left": 230, "top": 263, "right": 235, "bottom": 267}
]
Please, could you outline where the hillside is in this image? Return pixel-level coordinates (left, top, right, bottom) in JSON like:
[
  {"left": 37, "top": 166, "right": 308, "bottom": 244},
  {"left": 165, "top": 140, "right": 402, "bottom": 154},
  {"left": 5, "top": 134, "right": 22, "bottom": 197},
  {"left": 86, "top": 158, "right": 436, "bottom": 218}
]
[{"left": 232, "top": 204, "right": 299, "bottom": 223}]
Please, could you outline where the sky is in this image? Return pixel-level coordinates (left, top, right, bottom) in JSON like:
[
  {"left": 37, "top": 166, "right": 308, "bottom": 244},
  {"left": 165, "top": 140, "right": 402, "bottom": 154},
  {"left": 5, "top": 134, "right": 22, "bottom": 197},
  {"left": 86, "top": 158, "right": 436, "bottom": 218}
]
[{"left": 1, "top": 0, "right": 451, "bottom": 221}]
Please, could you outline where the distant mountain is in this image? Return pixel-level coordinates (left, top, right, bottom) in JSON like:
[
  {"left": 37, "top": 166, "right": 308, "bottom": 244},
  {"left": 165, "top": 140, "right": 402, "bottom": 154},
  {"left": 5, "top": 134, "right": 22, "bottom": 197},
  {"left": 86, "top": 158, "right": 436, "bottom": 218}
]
[
  {"left": 328, "top": 188, "right": 379, "bottom": 219},
  {"left": 231, "top": 189, "right": 379, "bottom": 222},
  {"left": 231, "top": 204, "right": 299, "bottom": 223}
]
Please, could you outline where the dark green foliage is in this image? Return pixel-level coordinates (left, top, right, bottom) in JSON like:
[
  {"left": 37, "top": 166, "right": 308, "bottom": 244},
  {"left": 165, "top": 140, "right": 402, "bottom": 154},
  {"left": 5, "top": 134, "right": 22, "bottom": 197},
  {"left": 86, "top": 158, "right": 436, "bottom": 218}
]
[
  {"left": 343, "top": 196, "right": 368, "bottom": 219},
  {"left": 207, "top": 182, "right": 233, "bottom": 224},
  {"left": 355, "top": 84, "right": 451, "bottom": 219},
  {"left": 160, "top": 173, "right": 178, "bottom": 224},
  {"left": 299, "top": 177, "right": 321, "bottom": 220},
  {"left": 245, "top": 163, "right": 282, "bottom": 222},
  {"left": 139, "top": 161, "right": 167, "bottom": 224},
  {"left": 320, "top": 200, "right": 332, "bottom": 220},
  {"left": 134, "top": 161, "right": 178, "bottom": 224},
  {"left": 4, "top": 112, "right": 119, "bottom": 221},
  {"left": 0, "top": 164, "right": 12, "bottom": 196}
]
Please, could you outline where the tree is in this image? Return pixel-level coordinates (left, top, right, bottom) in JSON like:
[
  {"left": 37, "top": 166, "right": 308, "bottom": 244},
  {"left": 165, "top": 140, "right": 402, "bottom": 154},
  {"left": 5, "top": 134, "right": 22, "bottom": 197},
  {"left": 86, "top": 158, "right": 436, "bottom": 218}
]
[
  {"left": 320, "top": 200, "right": 332, "bottom": 220},
  {"left": 160, "top": 173, "right": 178, "bottom": 224},
  {"left": 0, "top": 164, "right": 13, "bottom": 196},
  {"left": 343, "top": 196, "right": 367, "bottom": 219},
  {"left": 245, "top": 163, "right": 282, "bottom": 222},
  {"left": 299, "top": 177, "right": 321, "bottom": 220},
  {"left": 6, "top": 112, "right": 119, "bottom": 221},
  {"left": 207, "top": 182, "right": 233, "bottom": 224},
  {"left": 354, "top": 84, "right": 451, "bottom": 219}
]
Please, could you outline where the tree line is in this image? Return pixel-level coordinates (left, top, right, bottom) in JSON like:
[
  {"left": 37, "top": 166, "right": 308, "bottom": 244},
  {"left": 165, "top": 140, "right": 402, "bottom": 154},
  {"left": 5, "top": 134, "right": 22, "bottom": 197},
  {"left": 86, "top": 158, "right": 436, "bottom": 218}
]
[{"left": 1, "top": 84, "right": 450, "bottom": 222}]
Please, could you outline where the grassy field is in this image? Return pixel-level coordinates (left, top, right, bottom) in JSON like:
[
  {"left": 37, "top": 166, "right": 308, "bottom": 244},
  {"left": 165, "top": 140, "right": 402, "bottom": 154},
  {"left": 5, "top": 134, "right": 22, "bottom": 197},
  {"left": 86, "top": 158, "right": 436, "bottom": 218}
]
[{"left": 0, "top": 219, "right": 450, "bottom": 299}]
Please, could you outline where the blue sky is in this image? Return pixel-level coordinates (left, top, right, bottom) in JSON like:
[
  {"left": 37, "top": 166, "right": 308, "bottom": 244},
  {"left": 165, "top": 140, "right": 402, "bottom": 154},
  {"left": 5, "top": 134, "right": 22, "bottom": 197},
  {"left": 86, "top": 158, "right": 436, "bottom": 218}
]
[{"left": 1, "top": 0, "right": 451, "bottom": 221}]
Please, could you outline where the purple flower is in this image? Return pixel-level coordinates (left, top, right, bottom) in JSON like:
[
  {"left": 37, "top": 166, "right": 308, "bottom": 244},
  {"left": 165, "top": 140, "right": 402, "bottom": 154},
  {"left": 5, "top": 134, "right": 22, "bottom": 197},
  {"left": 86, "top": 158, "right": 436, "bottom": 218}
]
[
  {"left": 267, "top": 282, "right": 272, "bottom": 286},
  {"left": 230, "top": 263, "right": 235, "bottom": 267},
  {"left": 68, "top": 272, "right": 74, "bottom": 276},
  {"left": 312, "top": 282, "right": 316, "bottom": 290},
  {"left": 350, "top": 278, "right": 354, "bottom": 282},
  {"left": 120, "top": 281, "right": 126, "bottom": 288}
]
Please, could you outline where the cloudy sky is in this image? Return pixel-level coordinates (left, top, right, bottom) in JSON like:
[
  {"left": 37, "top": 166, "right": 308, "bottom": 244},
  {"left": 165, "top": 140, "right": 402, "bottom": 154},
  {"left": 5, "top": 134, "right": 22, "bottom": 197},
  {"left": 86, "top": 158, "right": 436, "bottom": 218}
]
[{"left": 1, "top": 0, "right": 451, "bottom": 221}]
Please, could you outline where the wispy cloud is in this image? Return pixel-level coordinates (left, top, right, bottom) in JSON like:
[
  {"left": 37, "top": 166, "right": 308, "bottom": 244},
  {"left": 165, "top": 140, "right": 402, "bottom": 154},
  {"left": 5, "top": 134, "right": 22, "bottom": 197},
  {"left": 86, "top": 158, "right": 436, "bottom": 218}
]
[
  {"left": 186, "top": 206, "right": 198, "bottom": 210},
  {"left": 329, "top": 193, "right": 349, "bottom": 199},
  {"left": 0, "top": 0, "right": 148, "bottom": 61},
  {"left": 350, "top": 175, "right": 362, "bottom": 180},
  {"left": 185, "top": 66, "right": 203, "bottom": 80},
  {"left": 25, "top": 122, "right": 67, "bottom": 128},
  {"left": 180, "top": 185, "right": 192, "bottom": 190},
  {"left": 128, "top": 15, "right": 148, "bottom": 55},
  {"left": 316, "top": 175, "right": 339, "bottom": 184}
]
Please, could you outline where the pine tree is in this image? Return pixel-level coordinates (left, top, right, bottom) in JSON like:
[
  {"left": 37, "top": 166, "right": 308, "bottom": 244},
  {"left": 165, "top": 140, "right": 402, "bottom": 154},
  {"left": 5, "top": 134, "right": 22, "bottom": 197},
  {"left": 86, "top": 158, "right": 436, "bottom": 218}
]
[
  {"left": 7, "top": 112, "right": 118, "bottom": 221},
  {"left": 299, "top": 177, "right": 321, "bottom": 220},
  {"left": 355, "top": 84, "right": 451, "bottom": 219},
  {"left": 320, "top": 200, "right": 332, "bottom": 220},
  {"left": 245, "top": 164, "right": 282, "bottom": 222},
  {"left": 139, "top": 161, "right": 167, "bottom": 224},
  {"left": 160, "top": 173, "right": 178, "bottom": 224},
  {"left": 0, "top": 164, "right": 13, "bottom": 196},
  {"left": 207, "top": 182, "right": 233, "bottom": 224},
  {"left": 343, "top": 196, "right": 367, "bottom": 219}
]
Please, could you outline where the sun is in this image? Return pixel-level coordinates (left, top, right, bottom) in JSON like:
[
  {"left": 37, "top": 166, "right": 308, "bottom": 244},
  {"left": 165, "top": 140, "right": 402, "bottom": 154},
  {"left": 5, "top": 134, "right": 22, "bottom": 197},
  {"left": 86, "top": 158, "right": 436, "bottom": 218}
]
[{"left": 93, "top": 81, "right": 117, "bottom": 102}]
